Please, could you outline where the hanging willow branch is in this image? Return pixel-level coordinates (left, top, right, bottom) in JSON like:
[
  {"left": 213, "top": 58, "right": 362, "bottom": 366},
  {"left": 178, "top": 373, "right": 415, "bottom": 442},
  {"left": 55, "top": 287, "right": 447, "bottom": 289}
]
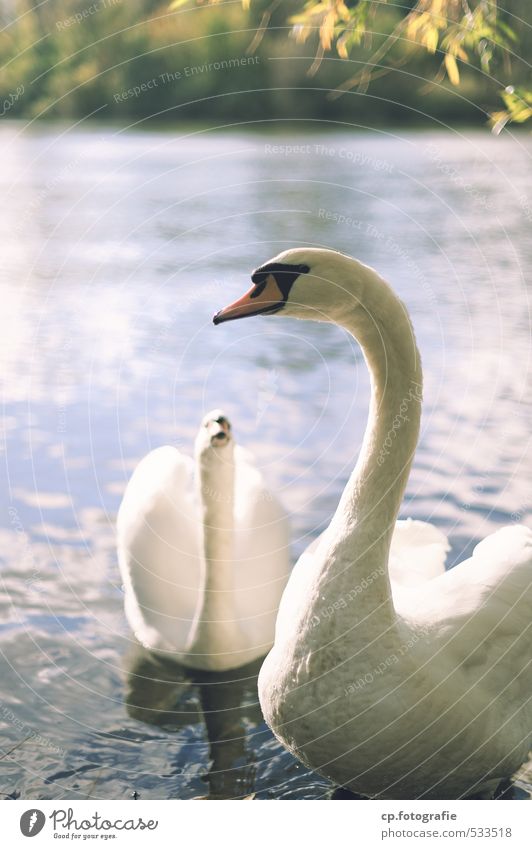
[{"left": 170, "top": 0, "right": 529, "bottom": 129}]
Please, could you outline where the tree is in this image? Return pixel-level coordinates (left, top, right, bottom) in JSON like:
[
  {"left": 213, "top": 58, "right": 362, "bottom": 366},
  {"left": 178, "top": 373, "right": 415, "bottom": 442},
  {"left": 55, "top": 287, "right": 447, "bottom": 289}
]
[{"left": 171, "top": 0, "right": 532, "bottom": 129}]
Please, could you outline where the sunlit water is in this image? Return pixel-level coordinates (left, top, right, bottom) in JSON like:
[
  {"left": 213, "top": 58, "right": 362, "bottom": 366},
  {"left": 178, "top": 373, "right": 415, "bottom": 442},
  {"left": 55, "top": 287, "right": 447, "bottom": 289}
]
[{"left": 0, "top": 124, "right": 531, "bottom": 799}]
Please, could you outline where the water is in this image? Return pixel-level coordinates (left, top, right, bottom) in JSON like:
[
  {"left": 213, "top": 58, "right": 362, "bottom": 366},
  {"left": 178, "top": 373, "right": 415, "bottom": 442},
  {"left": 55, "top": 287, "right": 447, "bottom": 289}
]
[{"left": 0, "top": 123, "right": 531, "bottom": 799}]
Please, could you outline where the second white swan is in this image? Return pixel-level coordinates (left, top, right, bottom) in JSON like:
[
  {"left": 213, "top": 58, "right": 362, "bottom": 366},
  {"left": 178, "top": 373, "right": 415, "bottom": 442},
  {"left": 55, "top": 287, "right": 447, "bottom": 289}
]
[{"left": 117, "top": 410, "right": 291, "bottom": 671}]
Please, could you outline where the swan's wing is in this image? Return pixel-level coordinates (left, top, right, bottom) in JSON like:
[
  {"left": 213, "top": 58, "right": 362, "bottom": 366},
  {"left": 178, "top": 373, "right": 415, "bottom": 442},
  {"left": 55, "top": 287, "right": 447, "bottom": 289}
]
[
  {"left": 399, "top": 524, "right": 532, "bottom": 674},
  {"left": 232, "top": 446, "right": 291, "bottom": 650},
  {"left": 390, "top": 526, "right": 532, "bottom": 784},
  {"left": 389, "top": 518, "right": 450, "bottom": 587},
  {"left": 464, "top": 524, "right": 532, "bottom": 649},
  {"left": 117, "top": 446, "right": 200, "bottom": 652},
  {"left": 273, "top": 518, "right": 450, "bottom": 643}
]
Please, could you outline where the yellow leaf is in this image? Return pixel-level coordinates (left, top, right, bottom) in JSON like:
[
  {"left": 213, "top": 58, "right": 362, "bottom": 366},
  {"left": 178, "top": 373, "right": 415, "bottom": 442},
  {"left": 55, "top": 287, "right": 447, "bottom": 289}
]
[
  {"left": 445, "top": 53, "right": 460, "bottom": 85},
  {"left": 512, "top": 105, "right": 532, "bottom": 123},
  {"left": 337, "top": 39, "right": 348, "bottom": 59},
  {"left": 242, "top": 0, "right": 250, "bottom": 8},
  {"left": 293, "top": 24, "right": 312, "bottom": 44},
  {"left": 320, "top": 11, "right": 335, "bottom": 51},
  {"left": 336, "top": 1, "right": 350, "bottom": 18},
  {"left": 423, "top": 27, "right": 438, "bottom": 53},
  {"left": 407, "top": 12, "right": 429, "bottom": 39},
  {"left": 489, "top": 110, "right": 510, "bottom": 135},
  {"left": 169, "top": 0, "right": 192, "bottom": 9}
]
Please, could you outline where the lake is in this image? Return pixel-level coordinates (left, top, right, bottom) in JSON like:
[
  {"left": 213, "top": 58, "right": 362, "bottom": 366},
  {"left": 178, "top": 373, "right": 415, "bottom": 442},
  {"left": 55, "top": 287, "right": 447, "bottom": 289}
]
[{"left": 0, "top": 123, "right": 531, "bottom": 799}]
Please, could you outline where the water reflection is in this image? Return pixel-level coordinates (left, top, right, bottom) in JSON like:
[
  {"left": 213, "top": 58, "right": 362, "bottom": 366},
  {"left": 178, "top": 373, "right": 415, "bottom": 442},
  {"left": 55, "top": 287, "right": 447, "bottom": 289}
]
[
  {"left": 125, "top": 648, "right": 263, "bottom": 799},
  {"left": 1, "top": 125, "right": 531, "bottom": 799}
]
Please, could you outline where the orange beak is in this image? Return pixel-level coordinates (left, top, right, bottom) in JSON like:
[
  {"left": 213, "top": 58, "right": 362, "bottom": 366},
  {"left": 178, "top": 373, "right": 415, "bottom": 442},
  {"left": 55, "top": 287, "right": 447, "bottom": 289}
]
[{"left": 213, "top": 274, "right": 284, "bottom": 325}]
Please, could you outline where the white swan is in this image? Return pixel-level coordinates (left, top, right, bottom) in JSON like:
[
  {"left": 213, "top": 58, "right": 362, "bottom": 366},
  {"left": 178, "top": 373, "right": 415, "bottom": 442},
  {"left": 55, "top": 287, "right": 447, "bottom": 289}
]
[
  {"left": 213, "top": 249, "right": 532, "bottom": 798},
  {"left": 117, "top": 410, "right": 291, "bottom": 671}
]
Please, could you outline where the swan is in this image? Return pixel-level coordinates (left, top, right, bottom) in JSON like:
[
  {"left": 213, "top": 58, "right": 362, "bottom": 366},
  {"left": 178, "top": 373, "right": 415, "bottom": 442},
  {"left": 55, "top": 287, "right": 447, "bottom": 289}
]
[
  {"left": 213, "top": 248, "right": 532, "bottom": 799},
  {"left": 117, "top": 410, "right": 291, "bottom": 671}
]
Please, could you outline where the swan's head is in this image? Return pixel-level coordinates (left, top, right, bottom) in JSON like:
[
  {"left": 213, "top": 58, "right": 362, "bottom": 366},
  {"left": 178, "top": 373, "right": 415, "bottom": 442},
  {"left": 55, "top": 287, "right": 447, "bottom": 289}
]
[
  {"left": 213, "top": 248, "right": 371, "bottom": 326},
  {"left": 195, "top": 409, "right": 233, "bottom": 456}
]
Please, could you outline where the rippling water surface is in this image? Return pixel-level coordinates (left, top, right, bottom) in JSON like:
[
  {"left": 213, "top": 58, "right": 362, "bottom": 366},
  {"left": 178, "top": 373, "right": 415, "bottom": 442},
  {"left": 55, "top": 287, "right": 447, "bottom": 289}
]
[{"left": 0, "top": 124, "right": 531, "bottom": 799}]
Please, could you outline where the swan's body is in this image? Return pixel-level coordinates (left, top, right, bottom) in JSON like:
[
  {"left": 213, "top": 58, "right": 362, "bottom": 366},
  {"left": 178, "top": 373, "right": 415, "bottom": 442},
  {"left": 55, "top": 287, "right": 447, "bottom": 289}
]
[
  {"left": 214, "top": 249, "right": 532, "bottom": 798},
  {"left": 117, "top": 411, "right": 291, "bottom": 671}
]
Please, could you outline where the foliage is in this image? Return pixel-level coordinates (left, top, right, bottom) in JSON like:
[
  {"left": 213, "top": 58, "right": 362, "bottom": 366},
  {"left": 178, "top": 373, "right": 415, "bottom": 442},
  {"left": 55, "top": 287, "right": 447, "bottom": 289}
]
[
  {"left": 175, "top": 0, "right": 531, "bottom": 128},
  {"left": 490, "top": 85, "right": 532, "bottom": 132},
  {"left": 0, "top": 0, "right": 529, "bottom": 126}
]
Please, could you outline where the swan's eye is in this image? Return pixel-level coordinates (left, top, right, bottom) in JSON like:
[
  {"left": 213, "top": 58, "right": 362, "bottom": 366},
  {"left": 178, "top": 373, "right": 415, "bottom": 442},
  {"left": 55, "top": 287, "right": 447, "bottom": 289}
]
[
  {"left": 251, "top": 262, "right": 310, "bottom": 288},
  {"left": 251, "top": 262, "right": 310, "bottom": 302}
]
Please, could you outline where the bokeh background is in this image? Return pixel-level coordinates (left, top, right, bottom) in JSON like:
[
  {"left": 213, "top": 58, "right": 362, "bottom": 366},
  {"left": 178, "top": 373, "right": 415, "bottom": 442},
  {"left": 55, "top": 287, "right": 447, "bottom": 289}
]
[{"left": 0, "top": 0, "right": 531, "bottom": 799}]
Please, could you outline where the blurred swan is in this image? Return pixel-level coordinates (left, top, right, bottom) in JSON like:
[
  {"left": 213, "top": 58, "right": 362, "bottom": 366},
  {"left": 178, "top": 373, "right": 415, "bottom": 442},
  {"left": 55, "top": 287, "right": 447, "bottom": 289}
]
[
  {"left": 213, "top": 248, "right": 532, "bottom": 799},
  {"left": 117, "top": 410, "right": 291, "bottom": 671}
]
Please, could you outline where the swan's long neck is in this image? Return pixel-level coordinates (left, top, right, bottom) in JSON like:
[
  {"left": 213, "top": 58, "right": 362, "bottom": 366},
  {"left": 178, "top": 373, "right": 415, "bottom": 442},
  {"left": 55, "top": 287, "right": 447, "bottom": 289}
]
[
  {"left": 319, "top": 270, "right": 422, "bottom": 615},
  {"left": 186, "top": 445, "right": 242, "bottom": 661}
]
